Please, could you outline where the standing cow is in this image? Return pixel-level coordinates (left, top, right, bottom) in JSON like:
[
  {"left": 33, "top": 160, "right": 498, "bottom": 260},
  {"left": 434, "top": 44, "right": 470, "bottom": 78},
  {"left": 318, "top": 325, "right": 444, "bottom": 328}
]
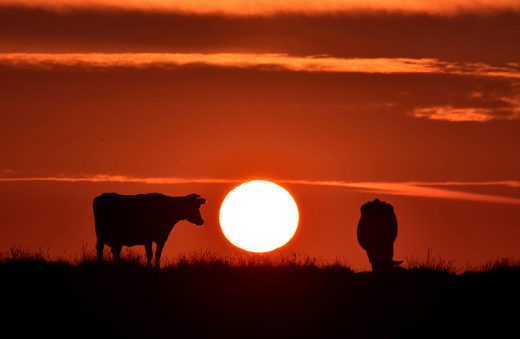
[
  {"left": 357, "top": 198, "right": 403, "bottom": 271},
  {"left": 93, "top": 192, "right": 206, "bottom": 268}
]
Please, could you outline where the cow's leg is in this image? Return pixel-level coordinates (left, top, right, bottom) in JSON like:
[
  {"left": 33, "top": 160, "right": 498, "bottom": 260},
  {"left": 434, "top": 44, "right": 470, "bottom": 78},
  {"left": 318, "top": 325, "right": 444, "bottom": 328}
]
[
  {"left": 96, "top": 240, "right": 104, "bottom": 261},
  {"left": 145, "top": 242, "right": 153, "bottom": 268},
  {"left": 155, "top": 241, "right": 165, "bottom": 269},
  {"left": 111, "top": 244, "right": 122, "bottom": 263},
  {"left": 368, "top": 242, "right": 395, "bottom": 271},
  {"left": 367, "top": 247, "right": 385, "bottom": 272}
]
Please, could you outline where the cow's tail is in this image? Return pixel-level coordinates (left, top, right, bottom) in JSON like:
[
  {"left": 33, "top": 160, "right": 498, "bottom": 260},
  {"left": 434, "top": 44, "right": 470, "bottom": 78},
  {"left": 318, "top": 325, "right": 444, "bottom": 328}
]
[
  {"left": 93, "top": 195, "right": 104, "bottom": 238},
  {"left": 93, "top": 195, "right": 106, "bottom": 260}
]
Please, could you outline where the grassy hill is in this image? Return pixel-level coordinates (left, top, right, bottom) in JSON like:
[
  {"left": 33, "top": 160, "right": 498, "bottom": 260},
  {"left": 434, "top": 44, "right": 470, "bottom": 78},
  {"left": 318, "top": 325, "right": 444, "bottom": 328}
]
[{"left": 0, "top": 252, "right": 518, "bottom": 338}]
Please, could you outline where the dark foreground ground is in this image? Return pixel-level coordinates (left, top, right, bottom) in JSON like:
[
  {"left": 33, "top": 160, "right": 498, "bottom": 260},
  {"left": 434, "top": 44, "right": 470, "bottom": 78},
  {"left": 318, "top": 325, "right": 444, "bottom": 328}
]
[{"left": 1, "top": 256, "right": 518, "bottom": 339}]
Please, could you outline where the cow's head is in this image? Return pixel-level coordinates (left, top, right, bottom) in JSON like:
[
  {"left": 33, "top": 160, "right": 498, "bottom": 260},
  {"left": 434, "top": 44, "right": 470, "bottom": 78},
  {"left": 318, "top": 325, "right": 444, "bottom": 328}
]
[{"left": 184, "top": 194, "right": 206, "bottom": 226}]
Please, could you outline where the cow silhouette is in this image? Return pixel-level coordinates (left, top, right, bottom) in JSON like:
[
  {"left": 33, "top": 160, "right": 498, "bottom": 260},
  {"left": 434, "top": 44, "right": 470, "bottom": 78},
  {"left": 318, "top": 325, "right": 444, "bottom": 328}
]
[
  {"left": 357, "top": 199, "right": 403, "bottom": 271},
  {"left": 93, "top": 192, "right": 206, "bottom": 268}
]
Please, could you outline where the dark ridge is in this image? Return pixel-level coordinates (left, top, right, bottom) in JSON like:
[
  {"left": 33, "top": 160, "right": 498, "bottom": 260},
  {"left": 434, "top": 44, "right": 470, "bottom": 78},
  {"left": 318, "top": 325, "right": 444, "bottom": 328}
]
[{"left": 0, "top": 256, "right": 518, "bottom": 338}]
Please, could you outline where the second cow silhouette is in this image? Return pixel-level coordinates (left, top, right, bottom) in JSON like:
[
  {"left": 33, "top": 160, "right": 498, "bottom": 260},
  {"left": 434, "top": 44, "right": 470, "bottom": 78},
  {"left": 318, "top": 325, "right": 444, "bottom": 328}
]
[{"left": 357, "top": 198, "right": 403, "bottom": 271}]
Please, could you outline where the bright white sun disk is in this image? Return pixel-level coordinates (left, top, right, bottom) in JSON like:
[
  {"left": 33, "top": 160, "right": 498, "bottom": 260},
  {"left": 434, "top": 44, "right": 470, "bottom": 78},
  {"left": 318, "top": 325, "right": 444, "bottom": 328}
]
[{"left": 219, "top": 180, "right": 299, "bottom": 253}]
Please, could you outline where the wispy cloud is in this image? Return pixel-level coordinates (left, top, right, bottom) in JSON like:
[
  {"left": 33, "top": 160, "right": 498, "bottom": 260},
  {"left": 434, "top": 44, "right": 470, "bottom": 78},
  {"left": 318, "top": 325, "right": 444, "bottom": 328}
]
[
  {"left": 411, "top": 93, "right": 520, "bottom": 122},
  {"left": 279, "top": 179, "right": 520, "bottom": 205},
  {"left": 409, "top": 180, "right": 520, "bottom": 188},
  {"left": 0, "top": 175, "right": 240, "bottom": 185},
  {"left": 1, "top": 53, "right": 520, "bottom": 79},
  {"left": 1, "top": 174, "right": 519, "bottom": 206},
  {"left": 1, "top": 0, "right": 519, "bottom": 15},
  {"left": 411, "top": 106, "right": 520, "bottom": 122}
]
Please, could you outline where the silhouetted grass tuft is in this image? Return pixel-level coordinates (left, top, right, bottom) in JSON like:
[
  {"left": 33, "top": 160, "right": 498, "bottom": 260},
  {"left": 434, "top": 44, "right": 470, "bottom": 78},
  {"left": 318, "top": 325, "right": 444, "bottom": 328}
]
[
  {"left": 472, "top": 257, "right": 520, "bottom": 273},
  {"left": 405, "top": 249, "right": 456, "bottom": 273},
  {"left": 2, "top": 245, "right": 48, "bottom": 263}
]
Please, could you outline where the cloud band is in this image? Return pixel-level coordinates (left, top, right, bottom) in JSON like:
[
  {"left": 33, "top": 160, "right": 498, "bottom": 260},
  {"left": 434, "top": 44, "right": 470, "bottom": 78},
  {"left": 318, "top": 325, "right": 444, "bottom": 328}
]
[
  {"left": 1, "top": 0, "right": 520, "bottom": 15},
  {"left": 1, "top": 53, "right": 519, "bottom": 80},
  {"left": 1, "top": 175, "right": 519, "bottom": 206}
]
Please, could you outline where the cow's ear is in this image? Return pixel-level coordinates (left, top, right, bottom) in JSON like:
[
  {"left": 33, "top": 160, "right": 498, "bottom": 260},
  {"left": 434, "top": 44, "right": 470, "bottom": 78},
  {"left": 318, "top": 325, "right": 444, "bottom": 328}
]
[{"left": 197, "top": 198, "right": 206, "bottom": 205}]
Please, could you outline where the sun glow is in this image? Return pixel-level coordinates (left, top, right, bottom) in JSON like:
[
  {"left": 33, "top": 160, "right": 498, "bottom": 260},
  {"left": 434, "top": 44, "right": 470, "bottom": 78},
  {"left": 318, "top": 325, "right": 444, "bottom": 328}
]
[{"left": 219, "top": 180, "right": 299, "bottom": 253}]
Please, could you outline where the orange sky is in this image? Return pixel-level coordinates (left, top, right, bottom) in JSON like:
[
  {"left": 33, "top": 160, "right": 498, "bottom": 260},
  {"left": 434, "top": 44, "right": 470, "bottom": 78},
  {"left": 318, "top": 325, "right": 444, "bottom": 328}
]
[{"left": 0, "top": 2, "right": 519, "bottom": 270}]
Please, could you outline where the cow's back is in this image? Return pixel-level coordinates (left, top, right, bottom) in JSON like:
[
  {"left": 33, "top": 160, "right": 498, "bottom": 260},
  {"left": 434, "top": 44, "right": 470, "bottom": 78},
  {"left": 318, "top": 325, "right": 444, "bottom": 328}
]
[
  {"left": 357, "top": 199, "right": 398, "bottom": 250},
  {"left": 94, "top": 193, "right": 173, "bottom": 246}
]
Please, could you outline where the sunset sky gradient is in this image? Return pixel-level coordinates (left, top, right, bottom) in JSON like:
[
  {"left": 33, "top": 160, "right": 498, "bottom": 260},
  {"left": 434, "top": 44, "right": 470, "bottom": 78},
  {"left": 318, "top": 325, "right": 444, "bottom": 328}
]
[{"left": 1, "top": 1, "right": 519, "bottom": 269}]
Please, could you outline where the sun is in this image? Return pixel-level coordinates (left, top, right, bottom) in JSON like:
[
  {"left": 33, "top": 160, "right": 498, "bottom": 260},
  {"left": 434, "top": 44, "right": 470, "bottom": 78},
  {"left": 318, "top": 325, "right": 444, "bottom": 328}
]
[{"left": 219, "top": 180, "right": 299, "bottom": 253}]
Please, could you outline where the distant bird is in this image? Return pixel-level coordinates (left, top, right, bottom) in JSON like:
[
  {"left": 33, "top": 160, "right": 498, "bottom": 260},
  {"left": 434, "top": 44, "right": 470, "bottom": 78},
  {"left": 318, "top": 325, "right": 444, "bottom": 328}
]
[
  {"left": 93, "top": 193, "right": 206, "bottom": 268},
  {"left": 357, "top": 199, "right": 403, "bottom": 271}
]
